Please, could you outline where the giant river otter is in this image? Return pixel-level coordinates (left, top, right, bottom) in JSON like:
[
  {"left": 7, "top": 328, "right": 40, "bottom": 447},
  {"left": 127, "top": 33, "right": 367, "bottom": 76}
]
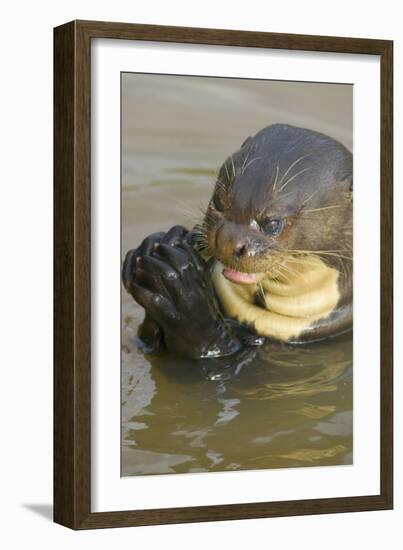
[{"left": 123, "top": 124, "right": 353, "bottom": 359}]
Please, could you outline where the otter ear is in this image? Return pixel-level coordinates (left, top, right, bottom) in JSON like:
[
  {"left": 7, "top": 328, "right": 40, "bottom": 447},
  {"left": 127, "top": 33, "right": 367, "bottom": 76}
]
[
  {"left": 241, "top": 136, "right": 252, "bottom": 148},
  {"left": 334, "top": 176, "right": 352, "bottom": 203},
  {"left": 341, "top": 175, "right": 353, "bottom": 202},
  {"left": 345, "top": 174, "right": 353, "bottom": 198},
  {"left": 346, "top": 174, "right": 353, "bottom": 192}
]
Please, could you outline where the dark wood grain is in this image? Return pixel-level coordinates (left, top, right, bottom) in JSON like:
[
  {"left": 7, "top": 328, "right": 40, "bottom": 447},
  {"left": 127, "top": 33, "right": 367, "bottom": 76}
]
[
  {"left": 380, "top": 40, "right": 393, "bottom": 506},
  {"left": 54, "top": 19, "right": 393, "bottom": 530},
  {"left": 54, "top": 21, "right": 76, "bottom": 527},
  {"left": 54, "top": 21, "right": 91, "bottom": 528},
  {"left": 75, "top": 19, "right": 391, "bottom": 54}
]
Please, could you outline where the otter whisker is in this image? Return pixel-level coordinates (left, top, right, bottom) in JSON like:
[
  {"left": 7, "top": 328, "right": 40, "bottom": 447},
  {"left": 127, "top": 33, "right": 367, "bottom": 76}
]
[
  {"left": 292, "top": 252, "right": 351, "bottom": 281},
  {"left": 272, "top": 163, "right": 280, "bottom": 191},
  {"left": 266, "top": 263, "right": 287, "bottom": 282},
  {"left": 241, "top": 147, "right": 252, "bottom": 173},
  {"left": 288, "top": 254, "right": 345, "bottom": 277},
  {"left": 224, "top": 162, "right": 230, "bottom": 181},
  {"left": 288, "top": 249, "right": 353, "bottom": 262},
  {"left": 257, "top": 282, "right": 266, "bottom": 306},
  {"left": 172, "top": 200, "right": 205, "bottom": 224},
  {"left": 215, "top": 180, "right": 227, "bottom": 194},
  {"left": 271, "top": 190, "right": 295, "bottom": 203},
  {"left": 277, "top": 154, "right": 312, "bottom": 189},
  {"left": 287, "top": 256, "right": 325, "bottom": 268},
  {"left": 268, "top": 252, "right": 302, "bottom": 280},
  {"left": 230, "top": 155, "right": 236, "bottom": 178},
  {"left": 271, "top": 263, "right": 295, "bottom": 283},
  {"left": 301, "top": 188, "right": 321, "bottom": 206},
  {"left": 302, "top": 205, "right": 344, "bottom": 213},
  {"left": 289, "top": 249, "right": 352, "bottom": 256},
  {"left": 278, "top": 167, "right": 312, "bottom": 192},
  {"left": 242, "top": 156, "right": 262, "bottom": 174},
  {"left": 282, "top": 247, "right": 352, "bottom": 283},
  {"left": 279, "top": 261, "right": 302, "bottom": 278},
  {"left": 214, "top": 177, "right": 226, "bottom": 186}
]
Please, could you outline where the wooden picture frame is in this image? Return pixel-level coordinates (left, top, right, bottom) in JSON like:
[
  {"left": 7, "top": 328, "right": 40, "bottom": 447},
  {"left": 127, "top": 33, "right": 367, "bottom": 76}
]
[{"left": 54, "top": 19, "right": 393, "bottom": 529}]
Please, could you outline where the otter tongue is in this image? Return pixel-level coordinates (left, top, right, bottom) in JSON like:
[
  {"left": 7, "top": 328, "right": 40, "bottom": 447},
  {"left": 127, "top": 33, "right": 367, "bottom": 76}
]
[{"left": 223, "top": 268, "right": 263, "bottom": 285}]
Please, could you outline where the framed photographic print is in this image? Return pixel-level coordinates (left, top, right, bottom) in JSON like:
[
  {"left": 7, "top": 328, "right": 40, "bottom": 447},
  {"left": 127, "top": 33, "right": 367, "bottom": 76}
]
[{"left": 54, "top": 20, "right": 393, "bottom": 529}]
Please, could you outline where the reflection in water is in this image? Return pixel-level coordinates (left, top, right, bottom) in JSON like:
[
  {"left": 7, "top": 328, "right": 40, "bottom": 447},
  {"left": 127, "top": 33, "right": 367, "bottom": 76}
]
[
  {"left": 122, "top": 325, "right": 352, "bottom": 475},
  {"left": 121, "top": 74, "right": 353, "bottom": 476}
]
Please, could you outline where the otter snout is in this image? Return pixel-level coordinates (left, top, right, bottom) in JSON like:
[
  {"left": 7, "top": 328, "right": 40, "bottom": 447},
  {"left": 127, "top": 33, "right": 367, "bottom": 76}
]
[{"left": 215, "top": 221, "right": 268, "bottom": 268}]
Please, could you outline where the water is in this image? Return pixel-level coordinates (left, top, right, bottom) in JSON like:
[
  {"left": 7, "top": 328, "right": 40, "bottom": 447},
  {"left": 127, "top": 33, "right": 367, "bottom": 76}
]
[{"left": 121, "top": 73, "right": 353, "bottom": 476}]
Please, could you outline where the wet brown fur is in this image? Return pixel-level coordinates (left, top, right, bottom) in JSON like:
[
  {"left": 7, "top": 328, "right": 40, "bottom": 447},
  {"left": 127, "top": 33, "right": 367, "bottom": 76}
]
[{"left": 196, "top": 124, "right": 353, "bottom": 343}]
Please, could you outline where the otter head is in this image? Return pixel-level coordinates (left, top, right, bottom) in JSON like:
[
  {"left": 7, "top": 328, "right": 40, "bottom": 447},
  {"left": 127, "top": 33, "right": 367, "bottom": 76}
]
[{"left": 199, "top": 124, "right": 353, "bottom": 287}]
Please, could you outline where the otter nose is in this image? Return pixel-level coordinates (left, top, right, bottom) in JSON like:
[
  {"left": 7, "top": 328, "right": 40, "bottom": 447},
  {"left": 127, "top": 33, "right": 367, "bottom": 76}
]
[
  {"left": 216, "top": 222, "right": 260, "bottom": 263},
  {"left": 234, "top": 242, "right": 249, "bottom": 259}
]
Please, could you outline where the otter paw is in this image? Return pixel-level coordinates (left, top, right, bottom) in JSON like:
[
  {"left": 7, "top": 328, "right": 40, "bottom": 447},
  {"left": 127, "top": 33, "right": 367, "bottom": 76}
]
[{"left": 123, "top": 225, "right": 200, "bottom": 324}]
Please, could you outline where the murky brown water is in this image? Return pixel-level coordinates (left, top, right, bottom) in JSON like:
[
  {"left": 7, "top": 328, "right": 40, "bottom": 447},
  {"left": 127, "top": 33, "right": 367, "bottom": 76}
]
[{"left": 121, "top": 74, "right": 353, "bottom": 476}]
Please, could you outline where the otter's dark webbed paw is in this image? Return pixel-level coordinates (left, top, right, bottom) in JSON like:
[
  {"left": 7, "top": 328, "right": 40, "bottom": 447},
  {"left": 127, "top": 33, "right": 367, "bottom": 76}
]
[{"left": 123, "top": 225, "right": 241, "bottom": 359}]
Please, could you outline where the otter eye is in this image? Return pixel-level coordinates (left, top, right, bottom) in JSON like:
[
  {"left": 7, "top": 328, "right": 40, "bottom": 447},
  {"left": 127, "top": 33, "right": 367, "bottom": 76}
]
[
  {"left": 262, "top": 217, "right": 284, "bottom": 236},
  {"left": 212, "top": 192, "right": 225, "bottom": 212}
]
